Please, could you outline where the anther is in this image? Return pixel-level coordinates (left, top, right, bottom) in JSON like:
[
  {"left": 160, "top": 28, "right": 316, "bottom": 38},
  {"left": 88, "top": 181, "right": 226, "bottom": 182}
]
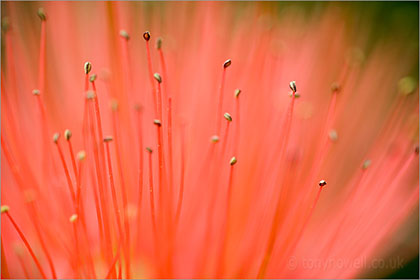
[
  {"left": 120, "top": 29, "right": 130, "bottom": 40},
  {"left": 211, "top": 135, "right": 220, "bottom": 143},
  {"left": 146, "top": 147, "right": 153, "bottom": 153},
  {"left": 2, "top": 17, "right": 9, "bottom": 32},
  {"left": 134, "top": 103, "right": 143, "bottom": 112},
  {"left": 89, "top": 74, "right": 97, "bottom": 82},
  {"left": 64, "top": 129, "right": 72, "bottom": 141},
  {"left": 32, "top": 89, "right": 40, "bottom": 96},
  {"left": 111, "top": 99, "right": 119, "bottom": 112},
  {"left": 319, "top": 180, "right": 327, "bottom": 187},
  {"left": 156, "top": 37, "right": 162, "bottom": 50},
  {"left": 77, "top": 150, "right": 86, "bottom": 161},
  {"left": 103, "top": 136, "right": 113, "bottom": 142},
  {"left": 398, "top": 77, "right": 417, "bottom": 96},
  {"left": 328, "top": 130, "right": 338, "bottom": 142},
  {"left": 84, "top": 61, "right": 92, "bottom": 75},
  {"left": 69, "top": 214, "right": 78, "bottom": 223},
  {"left": 223, "top": 59, "right": 232, "bottom": 68},
  {"left": 53, "top": 133, "right": 60, "bottom": 143},
  {"left": 224, "top": 112, "right": 233, "bottom": 122},
  {"left": 143, "top": 31, "right": 151, "bottom": 41},
  {"left": 234, "top": 89, "right": 241, "bottom": 98},
  {"left": 1, "top": 205, "right": 10, "bottom": 214},
  {"left": 37, "top": 8, "right": 46, "bottom": 21},
  {"left": 230, "top": 156, "right": 237, "bottom": 166},
  {"left": 331, "top": 82, "right": 340, "bottom": 93},
  {"left": 362, "top": 159, "right": 371, "bottom": 170},
  {"left": 86, "top": 90, "right": 96, "bottom": 99},
  {"left": 154, "top": 73, "right": 162, "bottom": 84},
  {"left": 415, "top": 146, "right": 419, "bottom": 155},
  {"left": 289, "top": 81, "right": 297, "bottom": 93},
  {"left": 153, "top": 119, "right": 162, "bottom": 127}
]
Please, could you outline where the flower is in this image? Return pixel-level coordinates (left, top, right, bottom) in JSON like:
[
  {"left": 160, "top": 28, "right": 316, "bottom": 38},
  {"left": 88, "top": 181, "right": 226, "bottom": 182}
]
[{"left": 1, "top": 1, "right": 418, "bottom": 279}]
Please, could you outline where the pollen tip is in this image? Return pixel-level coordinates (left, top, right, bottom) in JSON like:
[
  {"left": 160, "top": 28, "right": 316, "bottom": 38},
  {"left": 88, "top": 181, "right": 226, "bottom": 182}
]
[
  {"left": 153, "top": 119, "right": 162, "bottom": 127},
  {"left": 89, "top": 73, "right": 97, "bottom": 82},
  {"left": 224, "top": 112, "right": 233, "bottom": 122},
  {"left": 120, "top": 29, "right": 130, "bottom": 40},
  {"left": 211, "top": 135, "right": 220, "bottom": 143},
  {"left": 362, "top": 159, "right": 372, "bottom": 169},
  {"left": 415, "top": 146, "right": 419, "bottom": 155},
  {"left": 223, "top": 59, "right": 232, "bottom": 68},
  {"left": 319, "top": 180, "right": 327, "bottom": 187},
  {"left": 110, "top": 99, "right": 119, "bottom": 112},
  {"left": 103, "top": 136, "right": 113, "bottom": 142},
  {"left": 230, "top": 156, "right": 237, "bottom": 166},
  {"left": 153, "top": 73, "right": 162, "bottom": 83},
  {"left": 53, "top": 132, "right": 60, "bottom": 143},
  {"left": 84, "top": 61, "right": 92, "bottom": 74},
  {"left": 69, "top": 214, "right": 78, "bottom": 223},
  {"left": 2, "top": 17, "right": 10, "bottom": 32},
  {"left": 143, "top": 31, "right": 151, "bottom": 41},
  {"left": 134, "top": 103, "right": 143, "bottom": 112},
  {"left": 156, "top": 37, "right": 163, "bottom": 50},
  {"left": 328, "top": 130, "right": 338, "bottom": 142},
  {"left": 331, "top": 82, "right": 341, "bottom": 93},
  {"left": 146, "top": 147, "right": 153, "bottom": 153},
  {"left": 77, "top": 150, "right": 86, "bottom": 161},
  {"left": 289, "top": 81, "right": 297, "bottom": 93},
  {"left": 234, "top": 89, "right": 241, "bottom": 98},
  {"left": 37, "top": 8, "right": 46, "bottom": 21},
  {"left": 398, "top": 76, "right": 417, "bottom": 96},
  {"left": 64, "top": 129, "right": 72, "bottom": 140},
  {"left": 32, "top": 89, "right": 40, "bottom": 96},
  {"left": 86, "top": 90, "right": 96, "bottom": 100},
  {"left": 1, "top": 205, "right": 10, "bottom": 214}
]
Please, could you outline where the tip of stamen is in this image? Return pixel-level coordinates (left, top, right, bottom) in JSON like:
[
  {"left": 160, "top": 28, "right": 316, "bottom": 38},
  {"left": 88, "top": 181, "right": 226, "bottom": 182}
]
[
  {"left": 84, "top": 61, "right": 92, "bottom": 75},
  {"left": 415, "top": 146, "right": 419, "bottom": 155},
  {"left": 89, "top": 74, "right": 97, "bottom": 83},
  {"left": 77, "top": 151, "right": 86, "bottom": 161},
  {"left": 143, "top": 31, "right": 151, "bottom": 41},
  {"left": 154, "top": 73, "right": 162, "bottom": 84},
  {"left": 1, "top": 205, "right": 10, "bottom": 214},
  {"left": 230, "top": 156, "right": 237, "bottom": 166},
  {"left": 37, "top": 8, "right": 46, "bottom": 21},
  {"left": 2, "top": 17, "right": 10, "bottom": 32},
  {"left": 120, "top": 29, "right": 130, "bottom": 40},
  {"left": 223, "top": 59, "right": 232, "bottom": 68},
  {"left": 32, "top": 89, "right": 40, "bottom": 96},
  {"left": 110, "top": 99, "right": 119, "bottom": 112},
  {"left": 331, "top": 82, "right": 341, "bottom": 93},
  {"left": 211, "top": 135, "right": 220, "bottom": 143},
  {"left": 224, "top": 112, "right": 233, "bottom": 122},
  {"left": 156, "top": 37, "right": 163, "bottom": 50},
  {"left": 146, "top": 147, "right": 153, "bottom": 153},
  {"left": 398, "top": 76, "right": 417, "bottom": 96},
  {"left": 289, "top": 81, "right": 297, "bottom": 93},
  {"left": 86, "top": 90, "right": 96, "bottom": 99},
  {"left": 154, "top": 119, "right": 162, "bottom": 127},
  {"left": 362, "top": 159, "right": 371, "bottom": 170},
  {"left": 328, "top": 130, "right": 338, "bottom": 142},
  {"left": 234, "top": 89, "right": 241, "bottom": 98},
  {"left": 69, "top": 214, "right": 78, "bottom": 223},
  {"left": 104, "top": 136, "right": 113, "bottom": 142},
  {"left": 134, "top": 103, "right": 143, "bottom": 112},
  {"left": 53, "top": 132, "right": 60, "bottom": 143},
  {"left": 64, "top": 129, "right": 72, "bottom": 140},
  {"left": 319, "top": 180, "right": 327, "bottom": 187}
]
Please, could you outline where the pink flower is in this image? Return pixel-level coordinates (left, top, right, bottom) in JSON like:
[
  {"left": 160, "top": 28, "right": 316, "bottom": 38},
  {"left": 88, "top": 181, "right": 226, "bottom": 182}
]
[{"left": 1, "top": 2, "right": 418, "bottom": 279}]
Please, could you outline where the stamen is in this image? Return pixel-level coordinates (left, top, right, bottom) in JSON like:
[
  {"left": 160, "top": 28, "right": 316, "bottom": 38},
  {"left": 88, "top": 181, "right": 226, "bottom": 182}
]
[{"left": 2, "top": 207, "right": 47, "bottom": 279}]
